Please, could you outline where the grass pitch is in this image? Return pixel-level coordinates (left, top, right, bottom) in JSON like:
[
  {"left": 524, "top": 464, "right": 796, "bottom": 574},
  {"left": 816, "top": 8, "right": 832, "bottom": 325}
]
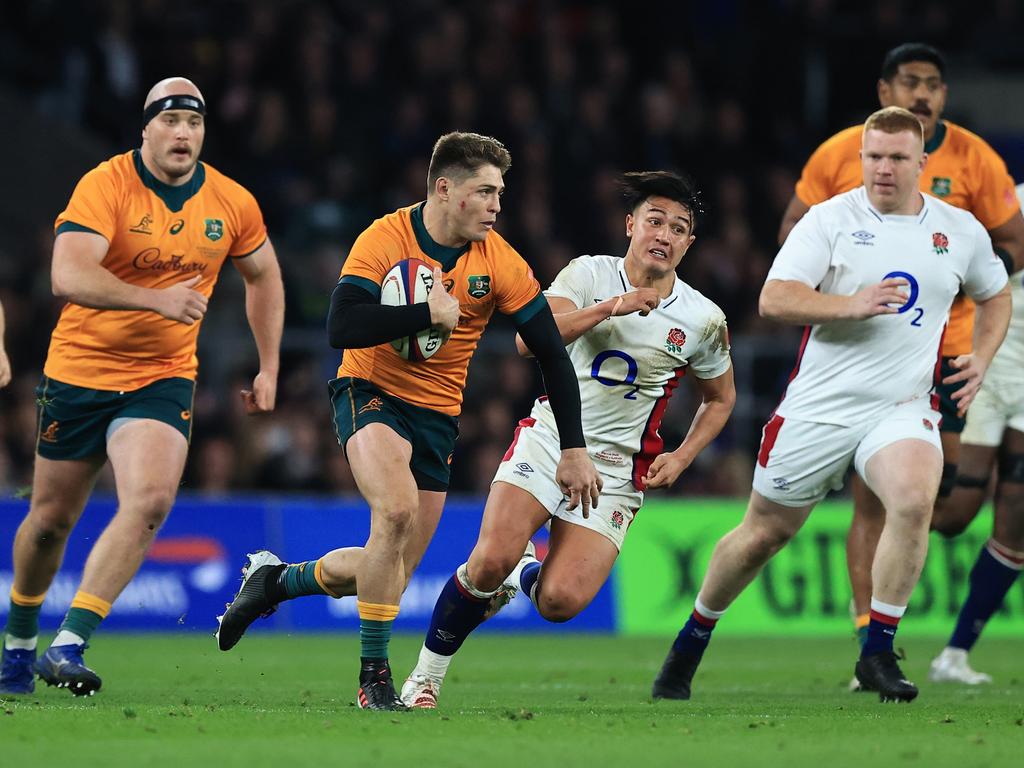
[{"left": 2, "top": 634, "right": 1021, "bottom": 767}]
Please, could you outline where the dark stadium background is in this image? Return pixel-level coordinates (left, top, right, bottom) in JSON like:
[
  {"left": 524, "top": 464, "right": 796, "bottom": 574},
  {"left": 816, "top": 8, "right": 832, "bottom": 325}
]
[{"left": 2, "top": 0, "right": 1023, "bottom": 499}]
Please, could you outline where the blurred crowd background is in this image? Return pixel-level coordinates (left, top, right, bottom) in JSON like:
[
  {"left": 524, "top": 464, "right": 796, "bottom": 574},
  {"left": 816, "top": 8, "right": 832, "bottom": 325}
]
[{"left": 2, "top": 0, "right": 1023, "bottom": 497}]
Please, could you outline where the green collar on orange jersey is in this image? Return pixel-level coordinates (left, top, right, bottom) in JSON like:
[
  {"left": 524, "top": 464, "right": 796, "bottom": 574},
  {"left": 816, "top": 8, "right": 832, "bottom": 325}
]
[
  {"left": 411, "top": 201, "right": 470, "bottom": 272},
  {"left": 132, "top": 149, "right": 206, "bottom": 213},
  {"left": 924, "top": 120, "right": 947, "bottom": 154}
]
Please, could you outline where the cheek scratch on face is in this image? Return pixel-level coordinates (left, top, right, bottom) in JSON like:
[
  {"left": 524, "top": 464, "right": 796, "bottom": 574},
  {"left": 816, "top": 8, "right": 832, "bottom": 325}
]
[{"left": 460, "top": 201, "right": 466, "bottom": 210}]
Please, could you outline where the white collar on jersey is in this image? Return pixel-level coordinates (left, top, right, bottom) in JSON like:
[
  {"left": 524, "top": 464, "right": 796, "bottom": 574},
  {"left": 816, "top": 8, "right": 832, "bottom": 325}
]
[
  {"left": 617, "top": 259, "right": 682, "bottom": 308},
  {"left": 859, "top": 186, "right": 931, "bottom": 225}
]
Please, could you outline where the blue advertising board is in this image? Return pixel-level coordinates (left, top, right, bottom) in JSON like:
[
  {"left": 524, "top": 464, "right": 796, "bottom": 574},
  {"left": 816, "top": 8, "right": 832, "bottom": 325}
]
[{"left": 0, "top": 495, "right": 616, "bottom": 634}]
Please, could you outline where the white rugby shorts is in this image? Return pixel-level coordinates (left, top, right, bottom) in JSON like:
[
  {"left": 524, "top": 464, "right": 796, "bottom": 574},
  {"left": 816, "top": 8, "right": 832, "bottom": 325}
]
[
  {"left": 752, "top": 398, "right": 943, "bottom": 507},
  {"left": 492, "top": 418, "right": 642, "bottom": 550},
  {"left": 961, "top": 369, "right": 1024, "bottom": 448}
]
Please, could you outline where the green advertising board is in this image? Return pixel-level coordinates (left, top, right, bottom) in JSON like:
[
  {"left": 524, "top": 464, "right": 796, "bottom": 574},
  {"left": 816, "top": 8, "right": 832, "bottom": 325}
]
[{"left": 615, "top": 499, "right": 1024, "bottom": 636}]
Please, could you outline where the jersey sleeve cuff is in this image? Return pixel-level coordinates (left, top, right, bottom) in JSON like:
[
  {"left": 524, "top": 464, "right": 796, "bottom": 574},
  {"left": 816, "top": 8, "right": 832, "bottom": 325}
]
[
  {"left": 55, "top": 221, "right": 105, "bottom": 238},
  {"left": 510, "top": 292, "right": 547, "bottom": 325},
  {"left": 693, "top": 360, "right": 733, "bottom": 380},
  {"left": 229, "top": 236, "right": 268, "bottom": 259},
  {"left": 339, "top": 274, "right": 382, "bottom": 299}
]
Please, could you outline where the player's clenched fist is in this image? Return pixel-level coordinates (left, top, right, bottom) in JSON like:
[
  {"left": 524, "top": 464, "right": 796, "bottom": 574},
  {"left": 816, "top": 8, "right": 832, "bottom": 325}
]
[
  {"left": 847, "top": 277, "right": 909, "bottom": 319},
  {"left": 611, "top": 287, "right": 661, "bottom": 317},
  {"left": 427, "top": 266, "right": 460, "bottom": 334},
  {"left": 154, "top": 274, "right": 208, "bottom": 324}
]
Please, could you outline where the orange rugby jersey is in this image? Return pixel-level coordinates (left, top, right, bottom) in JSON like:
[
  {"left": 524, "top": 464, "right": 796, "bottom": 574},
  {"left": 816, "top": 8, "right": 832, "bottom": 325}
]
[
  {"left": 49, "top": 150, "right": 267, "bottom": 390},
  {"left": 337, "top": 202, "right": 544, "bottom": 416},
  {"left": 795, "top": 121, "right": 1019, "bottom": 355}
]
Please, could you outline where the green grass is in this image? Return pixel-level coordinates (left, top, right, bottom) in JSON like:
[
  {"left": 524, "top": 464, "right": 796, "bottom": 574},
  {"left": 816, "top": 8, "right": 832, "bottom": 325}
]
[{"left": 2, "top": 634, "right": 1022, "bottom": 766}]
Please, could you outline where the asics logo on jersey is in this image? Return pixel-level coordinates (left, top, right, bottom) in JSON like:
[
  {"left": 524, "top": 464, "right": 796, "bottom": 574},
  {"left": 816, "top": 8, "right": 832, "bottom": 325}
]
[
  {"left": 129, "top": 214, "right": 154, "bottom": 234},
  {"left": 851, "top": 230, "right": 875, "bottom": 245},
  {"left": 169, "top": 218, "right": 185, "bottom": 235}
]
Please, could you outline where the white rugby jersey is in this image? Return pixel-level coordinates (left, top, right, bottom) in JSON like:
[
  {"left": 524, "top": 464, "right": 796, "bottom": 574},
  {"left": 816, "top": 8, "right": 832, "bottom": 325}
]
[
  {"left": 987, "top": 185, "right": 1024, "bottom": 379},
  {"left": 768, "top": 186, "right": 1007, "bottom": 426},
  {"left": 527, "top": 254, "right": 732, "bottom": 490}
]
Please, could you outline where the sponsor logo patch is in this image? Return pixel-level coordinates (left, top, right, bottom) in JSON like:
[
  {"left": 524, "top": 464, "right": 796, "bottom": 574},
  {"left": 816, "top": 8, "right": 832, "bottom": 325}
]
[{"left": 169, "top": 218, "right": 185, "bottom": 235}]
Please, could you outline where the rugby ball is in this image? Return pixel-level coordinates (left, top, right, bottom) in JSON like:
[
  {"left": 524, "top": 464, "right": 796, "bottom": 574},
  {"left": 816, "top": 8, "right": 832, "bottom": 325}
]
[{"left": 380, "top": 258, "right": 446, "bottom": 361}]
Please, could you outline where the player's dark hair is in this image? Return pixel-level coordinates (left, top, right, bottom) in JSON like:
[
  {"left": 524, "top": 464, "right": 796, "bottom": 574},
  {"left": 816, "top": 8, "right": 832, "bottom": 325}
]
[
  {"left": 880, "top": 43, "right": 945, "bottom": 81},
  {"left": 427, "top": 132, "right": 512, "bottom": 189},
  {"left": 619, "top": 171, "right": 704, "bottom": 233}
]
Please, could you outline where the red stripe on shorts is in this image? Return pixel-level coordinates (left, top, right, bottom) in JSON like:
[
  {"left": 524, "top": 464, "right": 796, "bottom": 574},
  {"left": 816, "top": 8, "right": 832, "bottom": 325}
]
[
  {"left": 757, "top": 414, "right": 785, "bottom": 468},
  {"left": 502, "top": 417, "right": 536, "bottom": 462}
]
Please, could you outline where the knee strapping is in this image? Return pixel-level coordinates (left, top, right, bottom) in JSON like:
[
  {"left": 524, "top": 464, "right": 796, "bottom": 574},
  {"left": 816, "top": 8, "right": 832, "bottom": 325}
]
[
  {"left": 954, "top": 474, "right": 989, "bottom": 490},
  {"left": 998, "top": 452, "right": 1024, "bottom": 484},
  {"left": 938, "top": 462, "right": 958, "bottom": 498}
]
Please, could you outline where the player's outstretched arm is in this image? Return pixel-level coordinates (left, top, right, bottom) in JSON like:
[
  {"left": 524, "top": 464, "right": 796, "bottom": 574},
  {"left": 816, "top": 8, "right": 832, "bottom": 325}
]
[
  {"left": 0, "top": 299, "right": 10, "bottom": 388},
  {"left": 644, "top": 365, "right": 736, "bottom": 490},
  {"left": 943, "top": 283, "right": 1011, "bottom": 417},
  {"left": 777, "top": 195, "right": 810, "bottom": 246},
  {"left": 52, "top": 231, "right": 208, "bottom": 323},
  {"left": 233, "top": 238, "right": 284, "bottom": 414},
  {"left": 514, "top": 289, "right": 660, "bottom": 357},
  {"left": 759, "top": 278, "right": 909, "bottom": 325},
  {"left": 516, "top": 302, "right": 602, "bottom": 516},
  {"left": 988, "top": 208, "right": 1024, "bottom": 273}
]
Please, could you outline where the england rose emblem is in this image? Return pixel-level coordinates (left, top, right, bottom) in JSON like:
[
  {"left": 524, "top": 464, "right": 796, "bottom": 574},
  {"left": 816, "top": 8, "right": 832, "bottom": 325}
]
[
  {"left": 665, "top": 328, "right": 687, "bottom": 352},
  {"left": 932, "top": 232, "right": 949, "bottom": 254}
]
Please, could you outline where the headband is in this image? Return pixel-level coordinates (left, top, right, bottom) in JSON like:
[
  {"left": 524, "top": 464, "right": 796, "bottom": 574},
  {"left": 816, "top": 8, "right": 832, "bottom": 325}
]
[{"left": 143, "top": 94, "right": 206, "bottom": 125}]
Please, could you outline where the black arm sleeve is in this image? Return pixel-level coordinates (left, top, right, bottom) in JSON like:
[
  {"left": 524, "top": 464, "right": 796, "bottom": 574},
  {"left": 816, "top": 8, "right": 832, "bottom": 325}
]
[
  {"left": 326, "top": 281, "right": 432, "bottom": 349},
  {"left": 516, "top": 303, "right": 586, "bottom": 449}
]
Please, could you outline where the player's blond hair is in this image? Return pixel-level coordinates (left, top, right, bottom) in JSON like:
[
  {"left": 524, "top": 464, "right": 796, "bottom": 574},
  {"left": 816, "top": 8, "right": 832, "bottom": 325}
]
[{"left": 863, "top": 106, "right": 924, "bottom": 148}]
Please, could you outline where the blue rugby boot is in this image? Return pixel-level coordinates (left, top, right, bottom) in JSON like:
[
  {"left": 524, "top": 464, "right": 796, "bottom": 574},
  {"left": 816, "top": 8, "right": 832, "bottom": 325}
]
[
  {"left": 0, "top": 645, "right": 36, "bottom": 694},
  {"left": 35, "top": 644, "right": 102, "bottom": 696}
]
